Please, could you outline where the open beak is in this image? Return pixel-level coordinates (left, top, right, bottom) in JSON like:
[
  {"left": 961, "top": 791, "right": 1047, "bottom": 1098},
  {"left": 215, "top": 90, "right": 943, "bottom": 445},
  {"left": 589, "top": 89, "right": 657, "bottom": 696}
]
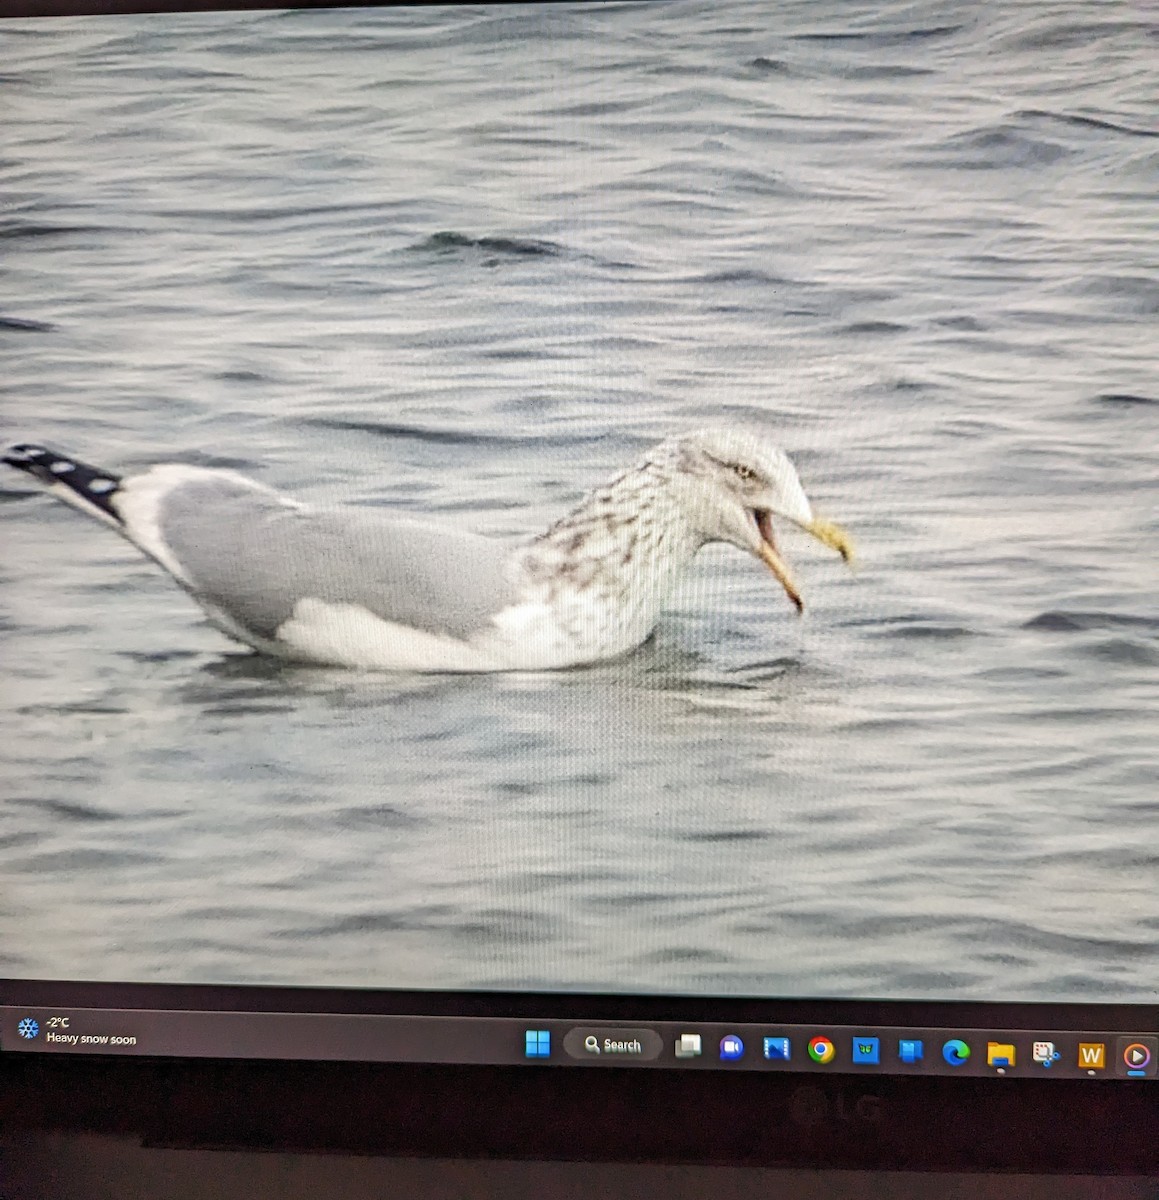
[
  {"left": 804, "top": 515, "right": 855, "bottom": 564},
  {"left": 753, "top": 511, "right": 854, "bottom": 613}
]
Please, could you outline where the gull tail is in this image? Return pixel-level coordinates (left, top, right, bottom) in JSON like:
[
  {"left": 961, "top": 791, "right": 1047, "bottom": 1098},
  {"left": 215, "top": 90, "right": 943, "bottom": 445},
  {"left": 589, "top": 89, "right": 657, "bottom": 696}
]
[{"left": 3, "top": 443, "right": 125, "bottom": 529}]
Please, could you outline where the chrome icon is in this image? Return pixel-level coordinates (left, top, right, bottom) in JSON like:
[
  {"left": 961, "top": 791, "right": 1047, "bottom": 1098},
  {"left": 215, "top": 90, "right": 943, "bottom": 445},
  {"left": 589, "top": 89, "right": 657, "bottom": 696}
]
[
  {"left": 942, "top": 1039, "right": 971, "bottom": 1066},
  {"left": 808, "top": 1036, "right": 836, "bottom": 1064}
]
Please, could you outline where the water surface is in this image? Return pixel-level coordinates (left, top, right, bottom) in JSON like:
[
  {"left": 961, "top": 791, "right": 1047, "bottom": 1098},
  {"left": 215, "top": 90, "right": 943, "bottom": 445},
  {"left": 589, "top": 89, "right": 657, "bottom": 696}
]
[{"left": 1, "top": 1, "right": 1157, "bottom": 1000}]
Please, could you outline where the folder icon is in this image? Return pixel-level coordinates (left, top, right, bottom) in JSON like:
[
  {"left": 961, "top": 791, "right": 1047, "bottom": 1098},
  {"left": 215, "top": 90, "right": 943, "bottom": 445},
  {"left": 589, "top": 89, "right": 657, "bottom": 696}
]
[{"left": 986, "top": 1042, "right": 1016, "bottom": 1068}]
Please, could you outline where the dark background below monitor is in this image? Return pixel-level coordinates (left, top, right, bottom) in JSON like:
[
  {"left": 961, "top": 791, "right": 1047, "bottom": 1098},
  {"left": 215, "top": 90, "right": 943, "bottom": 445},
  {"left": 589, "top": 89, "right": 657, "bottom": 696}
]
[{"left": 3, "top": 1055, "right": 1158, "bottom": 1184}]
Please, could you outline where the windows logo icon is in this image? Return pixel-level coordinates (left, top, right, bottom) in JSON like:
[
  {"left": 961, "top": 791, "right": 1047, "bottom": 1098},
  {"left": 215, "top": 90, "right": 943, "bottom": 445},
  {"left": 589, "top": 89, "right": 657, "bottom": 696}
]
[
  {"left": 18, "top": 1017, "right": 39, "bottom": 1040},
  {"left": 524, "top": 1029, "right": 551, "bottom": 1059}
]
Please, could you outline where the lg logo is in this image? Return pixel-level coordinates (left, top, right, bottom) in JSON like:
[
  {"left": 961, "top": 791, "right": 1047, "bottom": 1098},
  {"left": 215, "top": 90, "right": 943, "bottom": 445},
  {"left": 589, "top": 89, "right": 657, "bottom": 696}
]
[{"left": 790, "top": 1086, "right": 886, "bottom": 1130}]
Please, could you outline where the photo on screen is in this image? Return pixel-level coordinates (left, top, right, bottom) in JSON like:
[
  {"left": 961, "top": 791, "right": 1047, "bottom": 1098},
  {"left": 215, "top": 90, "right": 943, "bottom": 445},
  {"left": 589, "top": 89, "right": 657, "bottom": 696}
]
[{"left": 2, "top": 2, "right": 1155, "bottom": 1003}]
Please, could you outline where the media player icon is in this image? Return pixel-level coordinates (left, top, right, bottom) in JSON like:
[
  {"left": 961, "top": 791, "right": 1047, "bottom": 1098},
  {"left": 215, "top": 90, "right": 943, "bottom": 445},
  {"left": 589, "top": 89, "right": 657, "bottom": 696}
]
[
  {"left": 763, "top": 1037, "right": 791, "bottom": 1061},
  {"left": 1124, "top": 1046, "right": 1149, "bottom": 1075},
  {"left": 1118, "top": 1038, "right": 1156, "bottom": 1078}
]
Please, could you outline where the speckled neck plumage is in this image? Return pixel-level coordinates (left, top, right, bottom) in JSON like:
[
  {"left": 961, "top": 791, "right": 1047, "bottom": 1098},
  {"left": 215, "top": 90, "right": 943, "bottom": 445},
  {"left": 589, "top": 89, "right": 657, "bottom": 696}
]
[{"left": 517, "top": 448, "right": 703, "bottom": 622}]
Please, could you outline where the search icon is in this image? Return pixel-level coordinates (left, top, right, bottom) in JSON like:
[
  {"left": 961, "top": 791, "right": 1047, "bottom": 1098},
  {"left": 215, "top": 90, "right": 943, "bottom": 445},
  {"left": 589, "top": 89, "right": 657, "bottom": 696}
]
[{"left": 584, "top": 1036, "right": 601, "bottom": 1054}]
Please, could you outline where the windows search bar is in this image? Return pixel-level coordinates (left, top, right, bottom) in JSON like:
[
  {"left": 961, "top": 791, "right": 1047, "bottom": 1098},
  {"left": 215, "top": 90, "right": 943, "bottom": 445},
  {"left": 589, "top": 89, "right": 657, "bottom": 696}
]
[{"left": 562, "top": 1028, "right": 664, "bottom": 1062}]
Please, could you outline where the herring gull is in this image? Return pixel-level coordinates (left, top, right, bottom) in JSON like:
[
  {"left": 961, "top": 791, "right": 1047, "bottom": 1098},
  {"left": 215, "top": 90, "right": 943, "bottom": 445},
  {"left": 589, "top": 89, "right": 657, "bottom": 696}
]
[{"left": 3, "top": 428, "right": 853, "bottom": 671}]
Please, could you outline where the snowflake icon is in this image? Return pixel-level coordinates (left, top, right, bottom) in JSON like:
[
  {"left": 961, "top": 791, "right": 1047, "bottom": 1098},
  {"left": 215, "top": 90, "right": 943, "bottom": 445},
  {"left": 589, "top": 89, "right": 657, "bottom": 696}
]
[{"left": 18, "top": 1017, "right": 39, "bottom": 1040}]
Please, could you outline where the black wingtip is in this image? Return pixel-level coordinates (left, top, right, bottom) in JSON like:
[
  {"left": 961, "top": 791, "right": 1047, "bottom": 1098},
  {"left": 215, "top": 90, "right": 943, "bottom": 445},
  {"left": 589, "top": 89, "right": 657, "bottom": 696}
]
[
  {"left": 3, "top": 442, "right": 124, "bottom": 520},
  {"left": 4, "top": 443, "right": 58, "bottom": 479},
  {"left": 4, "top": 442, "right": 52, "bottom": 466}
]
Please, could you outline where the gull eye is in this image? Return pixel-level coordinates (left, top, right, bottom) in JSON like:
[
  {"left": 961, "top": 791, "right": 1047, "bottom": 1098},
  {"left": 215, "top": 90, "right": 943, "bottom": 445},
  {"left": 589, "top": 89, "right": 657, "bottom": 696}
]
[{"left": 733, "top": 464, "right": 757, "bottom": 483}]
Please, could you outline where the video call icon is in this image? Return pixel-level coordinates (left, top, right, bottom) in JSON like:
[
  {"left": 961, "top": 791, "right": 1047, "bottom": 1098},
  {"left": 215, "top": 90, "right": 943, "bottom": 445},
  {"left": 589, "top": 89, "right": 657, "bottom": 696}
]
[{"left": 719, "top": 1035, "right": 744, "bottom": 1061}]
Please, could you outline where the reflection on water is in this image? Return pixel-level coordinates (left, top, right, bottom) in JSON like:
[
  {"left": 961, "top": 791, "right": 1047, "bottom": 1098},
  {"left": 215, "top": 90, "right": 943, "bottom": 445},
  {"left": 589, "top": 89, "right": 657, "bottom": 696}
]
[{"left": 1, "top": 1, "right": 1156, "bottom": 1001}]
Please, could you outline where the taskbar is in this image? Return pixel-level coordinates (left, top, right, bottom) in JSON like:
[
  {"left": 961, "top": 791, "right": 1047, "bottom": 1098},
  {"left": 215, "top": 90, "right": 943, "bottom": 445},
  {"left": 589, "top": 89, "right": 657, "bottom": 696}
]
[{"left": 2, "top": 1007, "right": 1155, "bottom": 1080}]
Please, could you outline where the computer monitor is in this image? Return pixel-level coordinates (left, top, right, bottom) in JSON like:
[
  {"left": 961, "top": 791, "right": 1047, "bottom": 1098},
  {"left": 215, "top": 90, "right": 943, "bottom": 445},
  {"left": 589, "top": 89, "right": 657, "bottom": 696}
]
[{"left": 1, "top": 0, "right": 1155, "bottom": 1175}]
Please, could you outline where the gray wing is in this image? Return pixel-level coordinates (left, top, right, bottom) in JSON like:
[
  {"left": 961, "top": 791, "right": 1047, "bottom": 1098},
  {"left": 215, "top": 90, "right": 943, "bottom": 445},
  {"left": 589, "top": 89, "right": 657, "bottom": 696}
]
[{"left": 153, "top": 474, "right": 518, "bottom": 642}]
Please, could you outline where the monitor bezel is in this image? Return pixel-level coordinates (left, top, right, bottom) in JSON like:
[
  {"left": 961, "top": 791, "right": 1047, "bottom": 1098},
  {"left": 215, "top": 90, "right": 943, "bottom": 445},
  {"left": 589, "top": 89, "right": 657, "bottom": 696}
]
[
  {"left": 2, "top": 0, "right": 1155, "bottom": 1175},
  {"left": 4, "top": 977, "right": 1157, "bottom": 1175},
  {"left": 4, "top": 1042, "right": 1158, "bottom": 1175}
]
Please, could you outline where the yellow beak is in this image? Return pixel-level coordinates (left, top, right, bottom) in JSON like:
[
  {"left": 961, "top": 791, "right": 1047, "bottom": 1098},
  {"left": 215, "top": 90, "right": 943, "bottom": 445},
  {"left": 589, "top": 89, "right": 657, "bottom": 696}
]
[
  {"left": 805, "top": 516, "right": 855, "bottom": 564},
  {"left": 758, "top": 540, "right": 803, "bottom": 611},
  {"left": 757, "top": 516, "right": 854, "bottom": 613}
]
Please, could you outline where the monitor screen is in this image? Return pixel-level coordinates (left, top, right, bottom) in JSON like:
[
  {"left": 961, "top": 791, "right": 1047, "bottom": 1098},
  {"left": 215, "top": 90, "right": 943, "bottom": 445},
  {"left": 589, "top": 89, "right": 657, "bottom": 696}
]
[{"left": 1, "top": 0, "right": 1155, "bottom": 1109}]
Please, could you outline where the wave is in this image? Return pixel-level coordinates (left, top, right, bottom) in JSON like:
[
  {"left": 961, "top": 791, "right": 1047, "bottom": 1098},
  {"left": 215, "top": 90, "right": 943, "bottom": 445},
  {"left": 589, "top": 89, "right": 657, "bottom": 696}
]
[
  {"left": 1094, "top": 392, "right": 1156, "bottom": 408},
  {"left": 1014, "top": 108, "right": 1159, "bottom": 141},
  {"left": 301, "top": 416, "right": 616, "bottom": 451},
  {"left": 791, "top": 24, "right": 963, "bottom": 47},
  {"left": 0, "top": 315, "right": 55, "bottom": 332},
  {"left": 0, "top": 220, "right": 110, "bottom": 240},
  {"left": 1023, "top": 610, "right": 1159, "bottom": 633},
  {"left": 926, "top": 123, "right": 1069, "bottom": 170},
  {"left": 411, "top": 231, "right": 563, "bottom": 260}
]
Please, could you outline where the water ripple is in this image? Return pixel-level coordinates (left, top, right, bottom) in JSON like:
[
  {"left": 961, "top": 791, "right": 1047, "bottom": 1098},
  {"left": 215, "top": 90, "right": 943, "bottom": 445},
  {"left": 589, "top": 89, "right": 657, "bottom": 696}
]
[{"left": 0, "top": 0, "right": 1155, "bottom": 1004}]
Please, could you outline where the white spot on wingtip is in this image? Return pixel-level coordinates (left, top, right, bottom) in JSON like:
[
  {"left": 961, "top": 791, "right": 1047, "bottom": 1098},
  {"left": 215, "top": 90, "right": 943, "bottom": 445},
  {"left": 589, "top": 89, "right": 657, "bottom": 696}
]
[
  {"left": 88, "top": 478, "right": 117, "bottom": 493},
  {"left": 49, "top": 460, "right": 76, "bottom": 474},
  {"left": 6, "top": 445, "right": 49, "bottom": 462}
]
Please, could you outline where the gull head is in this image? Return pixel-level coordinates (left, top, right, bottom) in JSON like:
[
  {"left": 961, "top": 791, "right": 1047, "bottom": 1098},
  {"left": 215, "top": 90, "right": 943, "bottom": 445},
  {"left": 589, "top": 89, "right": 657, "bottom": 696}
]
[{"left": 661, "top": 427, "right": 854, "bottom": 612}]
